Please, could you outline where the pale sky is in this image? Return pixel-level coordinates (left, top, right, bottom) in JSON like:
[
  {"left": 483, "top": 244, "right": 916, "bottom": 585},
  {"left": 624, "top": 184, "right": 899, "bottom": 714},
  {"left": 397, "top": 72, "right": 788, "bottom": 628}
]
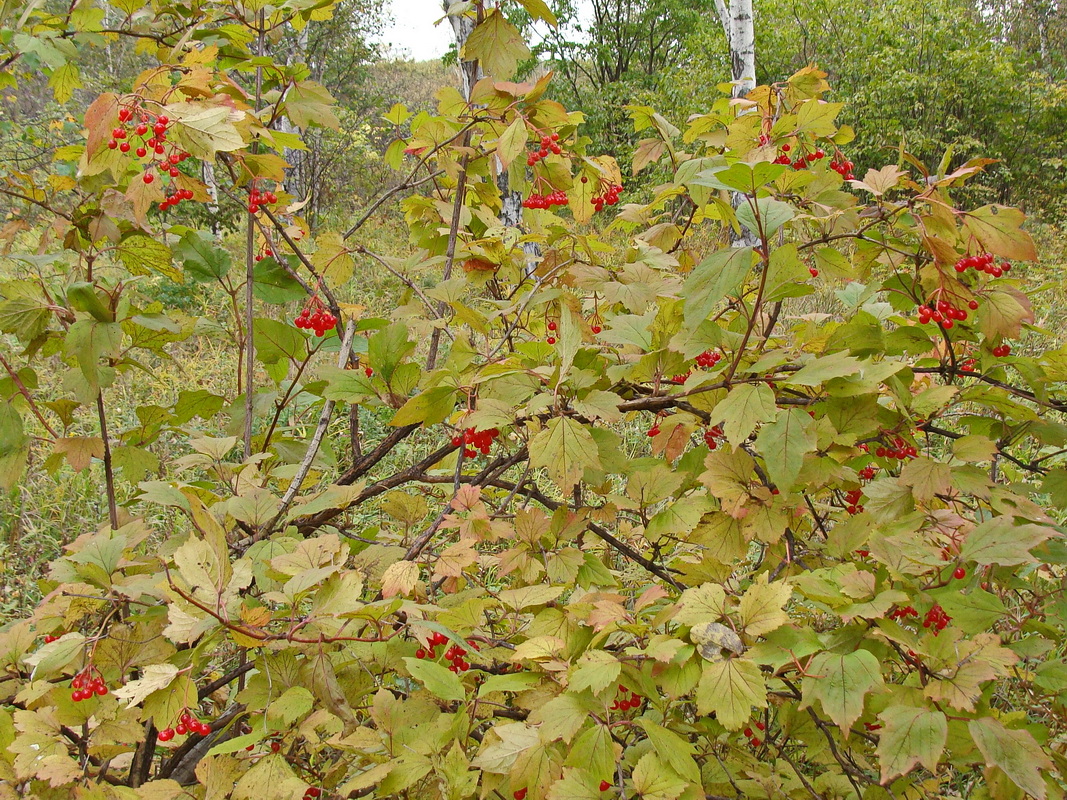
[
  {"left": 380, "top": 0, "right": 592, "bottom": 62},
  {"left": 380, "top": 0, "right": 453, "bottom": 61}
]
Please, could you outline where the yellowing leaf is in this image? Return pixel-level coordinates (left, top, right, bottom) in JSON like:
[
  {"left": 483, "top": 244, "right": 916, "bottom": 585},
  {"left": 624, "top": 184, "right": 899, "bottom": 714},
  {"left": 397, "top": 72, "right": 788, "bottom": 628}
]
[
  {"left": 738, "top": 576, "right": 791, "bottom": 637},
  {"left": 497, "top": 117, "right": 529, "bottom": 168},
  {"left": 969, "top": 717, "right": 1053, "bottom": 800},
  {"left": 713, "top": 383, "right": 777, "bottom": 446},
  {"left": 232, "top": 754, "right": 308, "bottom": 800},
  {"left": 462, "top": 10, "right": 531, "bottom": 79},
  {"left": 168, "top": 101, "right": 246, "bottom": 159},
  {"left": 112, "top": 663, "right": 180, "bottom": 707},
  {"left": 471, "top": 722, "right": 539, "bottom": 773},
  {"left": 673, "top": 582, "right": 727, "bottom": 626},
  {"left": 529, "top": 417, "right": 599, "bottom": 493},
  {"left": 381, "top": 560, "right": 419, "bottom": 598},
  {"left": 802, "top": 650, "right": 884, "bottom": 734},
  {"left": 876, "top": 706, "right": 947, "bottom": 784},
  {"left": 695, "top": 658, "right": 765, "bottom": 730},
  {"left": 631, "top": 752, "right": 687, "bottom": 800},
  {"left": 962, "top": 205, "right": 1038, "bottom": 262}
]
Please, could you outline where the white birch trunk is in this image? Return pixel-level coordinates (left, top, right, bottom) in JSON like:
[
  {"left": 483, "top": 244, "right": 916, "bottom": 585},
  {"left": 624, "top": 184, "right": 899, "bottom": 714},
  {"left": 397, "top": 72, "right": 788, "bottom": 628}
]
[
  {"left": 443, "top": 1, "right": 536, "bottom": 270},
  {"left": 713, "top": 0, "right": 759, "bottom": 247}
]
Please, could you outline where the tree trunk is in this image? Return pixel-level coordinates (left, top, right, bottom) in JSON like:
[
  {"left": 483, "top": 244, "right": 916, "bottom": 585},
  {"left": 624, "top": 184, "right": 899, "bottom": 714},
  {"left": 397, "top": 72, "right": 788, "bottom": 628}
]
[
  {"left": 444, "top": 0, "right": 537, "bottom": 271},
  {"left": 713, "top": 0, "right": 758, "bottom": 247}
]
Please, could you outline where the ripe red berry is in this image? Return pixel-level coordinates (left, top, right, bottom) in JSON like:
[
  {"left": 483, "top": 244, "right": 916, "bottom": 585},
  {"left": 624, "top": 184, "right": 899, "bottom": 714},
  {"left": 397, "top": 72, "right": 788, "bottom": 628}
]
[
  {"left": 306, "top": 789, "right": 321, "bottom": 799},
  {"left": 600, "top": 781, "right": 610, "bottom": 791},
  {"left": 270, "top": 741, "right": 281, "bottom": 753},
  {"left": 546, "top": 336, "right": 556, "bottom": 345},
  {"left": 954, "top": 567, "right": 966, "bottom": 580},
  {"left": 591, "top": 325, "right": 602, "bottom": 334},
  {"left": 514, "top": 790, "right": 527, "bottom": 800},
  {"left": 158, "top": 728, "right": 175, "bottom": 741},
  {"left": 143, "top": 172, "right": 154, "bottom": 184},
  {"left": 808, "top": 267, "right": 818, "bottom": 277},
  {"left": 547, "top": 321, "right": 557, "bottom": 331},
  {"left": 136, "top": 147, "right": 147, "bottom": 158}
]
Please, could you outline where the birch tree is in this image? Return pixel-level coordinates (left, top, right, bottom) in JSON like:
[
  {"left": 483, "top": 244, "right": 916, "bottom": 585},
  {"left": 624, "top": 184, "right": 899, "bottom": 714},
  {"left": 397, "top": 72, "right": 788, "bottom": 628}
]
[{"left": 713, "top": 0, "right": 755, "bottom": 97}]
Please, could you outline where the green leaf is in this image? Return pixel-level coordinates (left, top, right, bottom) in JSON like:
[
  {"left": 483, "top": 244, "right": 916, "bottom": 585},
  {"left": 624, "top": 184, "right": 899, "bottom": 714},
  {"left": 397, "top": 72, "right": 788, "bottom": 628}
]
[
  {"left": 284, "top": 80, "right": 340, "bottom": 130},
  {"left": 265, "top": 686, "right": 315, "bottom": 728},
  {"left": 754, "top": 408, "right": 816, "bottom": 492},
  {"left": 713, "top": 383, "right": 777, "bottom": 445},
  {"left": 898, "top": 457, "right": 952, "bottom": 503},
  {"left": 497, "top": 117, "right": 529, "bottom": 168},
  {"left": 969, "top": 717, "right": 1053, "bottom": 799},
  {"left": 787, "top": 351, "right": 864, "bottom": 386},
  {"left": 252, "top": 318, "right": 305, "bottom": 366},
  {"left": 403, "top": 656, "right": 465, "bottom": 702},
  {"left": 636, "top": 720, "right": 701, "bottom": 783},
  {"left": 736, "top": 196, "right": 794, "bottom": 237},
  {"left": 529, "top": 417, "right": 599, "bottom": 493},
  {"left": 876, "top": 706, "right": 947, "bottom": 783},
  {"left": 462, "top": 10, "right": 531, "bottom": 79},
  {"left": 695, "top": 658, "right": 765, "bottom": 730},
  {"left": 682, "top": 247, "right": 755, "bottom": 327},
  {"left": 232, "top": 754, "right": 309, "bottom": 800},
  {"left": 175, "top": 231, "right": 231, "bottom": 283},
  {"left": 253, "top": 258, "right": 305, "bottom": 304},
  {"left": 117, "top": 234, "right": 179, "bottom": 282},
  {"left": 368, "top": 322, "right": 415, "bottom": 383},
  {"left": 390, "top": 386, "right": 458, "bottom": 427},
  {"left": 960, "top": 517, "right": 1056, "bottom": 567},
  {"left": 569, "top": 650, "right": 621, "bottom": 695},
  {"left": 802, "top": 650, "right": 884, "bottom": 734}
]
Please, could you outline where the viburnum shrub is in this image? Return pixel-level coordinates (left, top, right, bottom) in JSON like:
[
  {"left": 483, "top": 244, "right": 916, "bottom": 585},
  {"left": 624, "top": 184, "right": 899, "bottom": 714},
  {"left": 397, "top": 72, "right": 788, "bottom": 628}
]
[{"left": 0, "top": 1, "right": 1066, "bottom": 798}]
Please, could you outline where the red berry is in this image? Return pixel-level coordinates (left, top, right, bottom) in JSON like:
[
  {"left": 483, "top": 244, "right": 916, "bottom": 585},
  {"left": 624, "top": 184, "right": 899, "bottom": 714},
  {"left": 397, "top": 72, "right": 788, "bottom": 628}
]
[
  {"left": 95, "top": 684, "right": 108, "bottom": 696},
  {"left": 600, "top": 781, "right": 610, "bottom": 791},
  {"left": 119, "top": 142, "right": 131, "bottom": 153},
  {"left": 954, "top": 567, "right": 966, "bottom": 580},
  {"left": 547, "top": 321, "right": 557, "bottom": 331},
  {"left": 249, "top": 203, "right": 259, "bottom": 214},
  {"left": 143, "top": 172, "right": 154, "bottom": 184},
  {"left": 546, "top": 336, "right": 556, "bottom": 345},
  {"left": 514, "top": 790, "right": 527, "bottom": 800},
  {"left": 158, "top": 728, "right": 175, "bottom": 742},
  {"left": 591, "top": 325, "right": 602, "bottom": 334},
  {"left": 809, "top": 267, "right": 819, "bottom": 277},
  {"left": 108, "top": 140, "right": 118, "bottom": 149},
  {"left": 174, "top": 724, "right": 187, "bottom": 736},
  {"left": 270, "top": 741, "right": 281, "bottom": 753},
  {"left": 781, "top": 144, "right": 791, "bottom": 152},
  {"left": 364, "top": 367, "right": 373, "bottom": 376},
  {"left": 306, "top": 790, "right": 321, "bottom": 799}
]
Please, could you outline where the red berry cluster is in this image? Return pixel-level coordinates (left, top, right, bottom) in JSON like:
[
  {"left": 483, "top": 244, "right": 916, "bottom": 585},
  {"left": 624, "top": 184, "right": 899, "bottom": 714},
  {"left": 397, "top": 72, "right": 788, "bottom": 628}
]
[
  {"left": 544, "top": 319, "right": 558, "bottom": 345},
  {"left": 829, "top": 157, "right": 855, "bottom": 180},
  {"left": 843, "top": 488, "right": 864, "bottom": 515},
  {"left": 670, "top": 370, "right": 692, "bottom": 383},
  {"left": 443, "top": 641, "right": 477, "bottom": 673},
  {"left": 526, "top": 132, "right": 562, "bottom": 166},
  {"left": 247, "top": 181, "right": 279, "bottom": 215},
  {"left": 772, "top": 142, "right": 826, "bottom": 170},
  {"left": 922, "top": 604, "right": 951, "bottom": 635},
  {"left": 43, "top": 633, "right": 61, "bottom": 643},
  {"left": 858, "top": 465, "right": 877, "bottom": 481},
  {"left": 415, "top": 631, "right": 448, "bottom": 661},
  {"left": 254, "top": 247, "right": 274, "bottom": 263},
  {"left": 295, "top": 298, "right": 336, "bottom": 336},
  {"left": 158, "top": 709, "right": 212, "bottom": 741},
  {"left": 303, "top": 788, "right": 322, "bottom": 799},
  {"left": 450, "top": 427, "right": 500, "bottom": 458},
  {"left": 864, "top": 722, "right": 883, "bottom": 731},
  {"left": 610, "top": 684, "right": 643, "bottom": 712},
  {"left": 874, "top": 437, "right": 917, "bottom": 460},
  {"left": 704, "top": 425, "right": 724, "bottom": 450},
  {"left": 108, "top": 106, "right": 197, "bottom": 197},
  {"left": 954, "top": 252, "right": 1010, "bottom": 277},
  {"left": 647, "top": 421, "right": 661, "bottom": 438},
  {"left": 742, "top": 720, "right": 766, "bottom": 747},
  {"left": 70, "top": 668, "right": 108, "bottom": 701},
  {"left": 991, "top": 344, "right": 1012, "bottom": 357},
  {"left": 917, "top": 297, "right": 976, "bottom": 327},
  {"left": 888, "top": 604, "right": 919, "bottom": 621},
  {"left": 695, "top": 349, "right": 722, "bottom": 369},
  {"left": 960, "top": 357, "right": 977, "bottom": 372},
  {"left": 591, "top": 183, "right": 622, "bottom": 212},
  {"left": 523, "top": 190, "right": 569, "bottom": 209}
]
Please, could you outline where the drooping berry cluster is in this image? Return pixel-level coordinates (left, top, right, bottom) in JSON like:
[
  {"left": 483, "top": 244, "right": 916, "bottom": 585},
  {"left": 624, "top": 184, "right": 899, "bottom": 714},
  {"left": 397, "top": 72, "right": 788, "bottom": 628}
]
[
  {"left": 670, "top": 369, "right": 692, "bottom": 383},
  {"left": 591, "top": 183, "right": 622, "bottom": 212},
  {"left": 450, "top": 427, "right": 500, "bottom": 458},
  {"left": 522, "top": 190, "right": 569, "bottom": 209},
  {"left": 108, "top": 105, "right": 196, "bottom": 196},
  {"left": 843, "top": 488, "right": 864, "bottom": 515},
  {"left": 829, "top": 157, "right": 855, "bottom": 180},
  {"left": 415, "top": 631, "right": 450, "bottom": 660},
  {"left": 772, "top": 142, "right": 827, "bottom": 171},
  {"left": 157, "top": 709, "right": 212, "bottom": 742},
  {"left": 960, "top": 357, "right": 977, "bottom": 372},
  {"left": 695, "top": 349, "right": 722, "bottom": 369},
  {"left": 953, "top": 252, "right": 1011, "bottom": 277},
  {"left": 923, "top": 604, "right": 951, "bottom": 635},
  {"left": 247, "top": 181, "right": 279, "bottom": 215},
  {"left": 742, "top": 720, "right": 766, "bottom": 747},
  {"left": 254, "top": 247, "right": 274, "bottom": 263},
  {"left": 70, "top": 668, "right": 108, "bottom": 701},
  {"left": 546, "top": 319, "right": 557, "bottom": 345},
  {"left": 991, "top": 344, "right": 1012, "bottom": 357},
  {"left": 858, "top": 465, "right": 877, "bottom": 481},
  {"left": 443, "top": 641, "right": 477, "bottom": 673},
  {"left": 704, "top": 425, "right": 724, "bottom": 450},
  {"left": 917, "top": 298, "right": 977, "bottom": 327},
  {"left": 888, "top": 604, "right": 919, "bottom": 621},
  {"left": 295, "top": 298, "right": 337, "bottom": 336},
  {"left": 874, "top": 437, "right": 917, "bottom": 460},
  {"left": 526, "top": 132, "right": 562, "bottom": 166},
  {"left": 610, "top": 684, "right": 643, "bottom": 712}
]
